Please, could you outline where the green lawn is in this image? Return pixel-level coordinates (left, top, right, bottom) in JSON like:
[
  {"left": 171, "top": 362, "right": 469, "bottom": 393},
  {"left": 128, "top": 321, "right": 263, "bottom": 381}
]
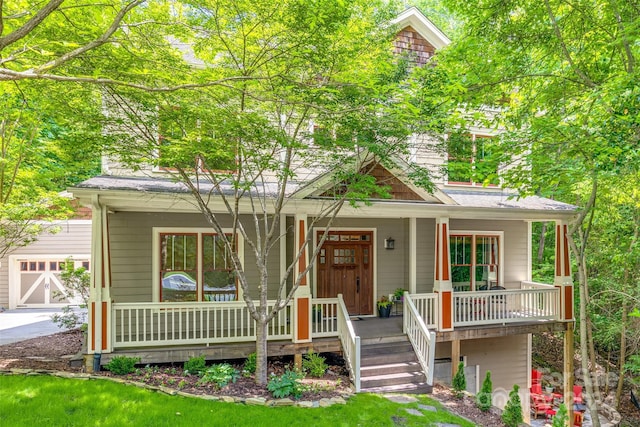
[{"left": 0, "top": 375, "right": 475, "bottom": 426}]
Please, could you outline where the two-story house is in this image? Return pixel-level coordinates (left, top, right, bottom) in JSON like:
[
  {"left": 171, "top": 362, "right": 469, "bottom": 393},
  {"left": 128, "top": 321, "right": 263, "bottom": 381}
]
[{"left": 69, "top": 7, "right": 577, "bottom": 422}]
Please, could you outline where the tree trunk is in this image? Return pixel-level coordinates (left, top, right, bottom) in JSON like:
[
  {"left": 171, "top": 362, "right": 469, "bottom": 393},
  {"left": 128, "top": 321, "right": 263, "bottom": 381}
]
[
  {"left": 615, "top": 302, "right": 627, "bottom": 408},
  {"left": 575, "top": 248, "right": 601, "bottom": 427},
  {"left": 616, "top": 218, "right": 638, "bottom": 407},
  {"left": 537, "top": 221, "right": 547, "bottom": 263},
  {"left": 254, "top": 314, "right": 269, "bottom": 385},
  {"left": 568, "top": 177, "right": 601, "bottom": 427}
]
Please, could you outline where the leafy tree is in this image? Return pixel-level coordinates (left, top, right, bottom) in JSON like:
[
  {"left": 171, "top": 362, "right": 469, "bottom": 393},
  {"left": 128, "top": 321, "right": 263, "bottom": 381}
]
[
  {"left": 501, "top": 384, "right": 523, "bottom": 427},
  {"left": 476, "top": 370, "right": 492, "bottom": 412},
  {"left": 105, "top": 0, "right": 442, "bottom": 386},
  {"left": 439, "top": 1, "right": 640, "bottom": 422},
  {"left": 452, "top": 361, "right": 466, "bottom": 398},
  {"left": 552, "top": 403, "right": 568, "bottom": 427},
  {"left": 0, "top": 0, "right": 163, "bottom": 257},
  {"left": 51, "top": 258, "right": 91, "bottom": 332}
]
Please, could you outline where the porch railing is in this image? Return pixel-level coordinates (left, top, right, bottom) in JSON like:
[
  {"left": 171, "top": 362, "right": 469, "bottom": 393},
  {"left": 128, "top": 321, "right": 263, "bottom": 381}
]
[
  {"left": 112, "top": 301, "right": 292, "bottom": 348},
  {"left": 409, "top": 293, "right": 438, "bottom": 329},
  {"left": 521, "top": 280, "right": 556, "bottom": 290},
  {"left": 311, "top": 298, "right": 339, "bottom": 337},
  {"left": 337, "top": 294, "right": 360, "bottom": 392},
  {"left": 403, "top": 293, "right": 437, "bottom": 385},
  {"left": 453, "top": 287, "right": 560, "bottom": 327}
]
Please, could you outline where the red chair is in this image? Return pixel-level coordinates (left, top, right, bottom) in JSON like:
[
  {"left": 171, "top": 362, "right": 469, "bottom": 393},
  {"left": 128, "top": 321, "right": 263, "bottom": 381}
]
[
  {"left": 573, "top": 385, "right": 583, "bottom": 405},
  {"left": 532, "top": 369, "right": 543, "bottom": 386},
  {"left": 530, "top": 384, "right": 553, "bottom": 403},
  {"left": 531, "top": 394, "right": 552, "bottom": 419},
  {"left": 573, "top": 411, "right": 583, "bottom": 427}
]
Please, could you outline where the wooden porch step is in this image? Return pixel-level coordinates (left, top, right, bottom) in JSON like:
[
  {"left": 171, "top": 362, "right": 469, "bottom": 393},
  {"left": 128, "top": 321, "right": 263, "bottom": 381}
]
[
  {"left": 360, "top": 382, "right": 432, "bottom": 394},
  {"left": 360, "top": 361, "right": 422, "bottom": 377},
  {"left": 359, "top": 336, "right": 432, "bottom": 395},
  {"left": 360, "top": 371, "right": 426, "bottom": 388},
  {"left": 361, "top": 341, "right": 413, "bottom": 358}
]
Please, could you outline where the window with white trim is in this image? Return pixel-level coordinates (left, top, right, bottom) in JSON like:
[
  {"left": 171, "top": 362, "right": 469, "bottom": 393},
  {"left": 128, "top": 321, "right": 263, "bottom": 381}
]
[
  {"left": 157, "top": 230, "right": 238, "bottom": 302},
  {"left": 450, "top": 233, "right": 500, "bottom": 291},
  {"left": 446, "top": 132, "right": 499, "bottom": 186}
]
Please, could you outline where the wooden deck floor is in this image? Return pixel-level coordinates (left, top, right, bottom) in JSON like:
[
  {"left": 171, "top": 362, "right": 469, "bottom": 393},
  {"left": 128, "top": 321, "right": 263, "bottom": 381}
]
[
  {"left": 350, "top": 314, "right": 569, "bottom": 343},
  {"left": 351, "top": 315, "right": 404, "bottom": 341}
]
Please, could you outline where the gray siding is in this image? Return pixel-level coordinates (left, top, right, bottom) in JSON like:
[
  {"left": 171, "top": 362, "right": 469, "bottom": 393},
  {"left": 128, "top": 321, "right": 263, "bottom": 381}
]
[
  {"left": 0, "top": 220, "right": 91, "bottom": 308},
  {"left": 463, "top": 334, "right": 530, "bottom": 412},
  {"left": 108, "top": 212, "right": 280, "bottom": 303},
  {"left": 416, "top": 218, "right": 435, "bottom": 293},
  {"left": 435, "top": 334, "right": 530, "bottom": 411}
]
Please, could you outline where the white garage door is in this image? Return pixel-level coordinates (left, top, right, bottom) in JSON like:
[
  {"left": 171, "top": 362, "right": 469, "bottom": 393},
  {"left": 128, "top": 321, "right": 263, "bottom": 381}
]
[{"left": 10, "top": 257, "right": 90, "bottom": 308}]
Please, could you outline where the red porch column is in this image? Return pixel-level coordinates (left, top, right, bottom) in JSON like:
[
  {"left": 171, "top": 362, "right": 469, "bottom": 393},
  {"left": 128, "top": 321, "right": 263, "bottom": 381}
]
[
  {"left": 554, "top": 221, "right": 573, "bottom": 321},
  {"left": 293, "top": 214, "right": 311, "bottom": 343},
  {"left": 434, "top": 217, "right": 453, "bottom": 331}
]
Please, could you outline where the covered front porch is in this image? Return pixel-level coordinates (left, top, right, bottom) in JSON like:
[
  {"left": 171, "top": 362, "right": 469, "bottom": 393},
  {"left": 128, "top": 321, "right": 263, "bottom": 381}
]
[{"left": 107, "top": 280, "right": 561, "bottom": 350}]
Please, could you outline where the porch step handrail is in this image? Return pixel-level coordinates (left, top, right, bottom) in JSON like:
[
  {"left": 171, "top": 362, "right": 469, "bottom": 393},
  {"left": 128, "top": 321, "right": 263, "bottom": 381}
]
[
  {"left": 403, "top": 292, "right": 437, "bottom": 385},
  {"left": 407, "top": 293, "right": 438, "bottom": 329},
  {"left": 336, "top": 294, "right": 360, "bottom": 392}
]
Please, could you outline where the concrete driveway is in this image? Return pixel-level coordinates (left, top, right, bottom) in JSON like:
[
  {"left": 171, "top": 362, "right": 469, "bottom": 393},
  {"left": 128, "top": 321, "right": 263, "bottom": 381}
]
[{"left": 0, "top": 308, "right": 76, "bottom": 346}]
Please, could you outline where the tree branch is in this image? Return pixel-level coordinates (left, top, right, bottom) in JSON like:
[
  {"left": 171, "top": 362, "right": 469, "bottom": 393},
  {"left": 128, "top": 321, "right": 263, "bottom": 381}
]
[
  {"left": 543, "top": 0, "right": 596, "bottom": 88},
  {"left": 36, "top": 0, "right": 144, "bottom": 72},
  {"left": 0, "top": 0, "right": 64, "bottom": 50}
]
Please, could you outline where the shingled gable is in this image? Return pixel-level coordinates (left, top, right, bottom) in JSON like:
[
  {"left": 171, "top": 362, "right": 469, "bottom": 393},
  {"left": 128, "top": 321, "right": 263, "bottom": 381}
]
[
  {"left": 391, "top": 7, "right": 450, "bottom": 61},
  {"left": 290, "top": 154, "right": 456, "bottom": 204}
]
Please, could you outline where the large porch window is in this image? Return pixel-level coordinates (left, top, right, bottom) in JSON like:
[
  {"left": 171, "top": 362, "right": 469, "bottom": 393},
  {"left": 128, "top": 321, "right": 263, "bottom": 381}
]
[
  {"left": 450, "top": 233, "right": 500, "bottom": 291},
  {"left": 156, "top": 230, "right": 238, "bottom": 302}
]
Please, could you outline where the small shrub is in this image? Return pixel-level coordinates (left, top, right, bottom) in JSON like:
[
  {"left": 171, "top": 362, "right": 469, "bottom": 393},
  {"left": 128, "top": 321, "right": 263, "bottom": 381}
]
[
  {"left": 197, "top": 363, "right": 239, "bottom": 389},
  {"left": 551, "top": 403, "right": 568, "bottom": 427},
  {"left": 302, "top": 351, "right": 328, "bottom": 378},
  {"left": 452, "top": 361, "right": 466, "bottom": 398},
  {"left": 476, "top": 370, "right": 493, "bottom": 412},
  {"left": 502, "top": 384, "right": 524, "bottom": 427},
  {"left": 184, "top": 355, "right": 206, "bottom": 376},
  {"left": 243, "top": 352, "right": 256, "bottom": 376},
  {"left": 267, "top": 369, "right": 304, "bottom": 399},
  {"left": 105, "top": 356, "right": 140, "bottom": 375},
  {"left": 51, "top": 258, "right": 90, "bottom": 331}
]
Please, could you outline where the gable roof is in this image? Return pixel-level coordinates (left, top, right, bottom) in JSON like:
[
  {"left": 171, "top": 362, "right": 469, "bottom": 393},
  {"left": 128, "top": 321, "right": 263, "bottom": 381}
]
[
  {"left": 391, "top": 7, "right": 450, "bottom": 50},
  {"left": 290, "top": 152, "right": 456, "bottom": 204}
]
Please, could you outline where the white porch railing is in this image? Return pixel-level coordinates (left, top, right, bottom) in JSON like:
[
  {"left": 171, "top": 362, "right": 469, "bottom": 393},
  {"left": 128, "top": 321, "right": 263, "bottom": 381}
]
[
  {"left": 311, "top": 298, "right": 339, "bottom": 337},
  {"left": 403, "top": 293, "right": 437, "bottom": 385},
  {"left": 521, "top": 280, "right": 556, "bottom": 290},
  {"left": 453, "top": 287, "right": 560, "bottom": 327},
  {"left": 409, "top": 293, "right": 438, "bottom": 329},
  {"left": 112, "top": 301, "right": 292, "bottom": 348},
  {"left": 337, "top": 294, "right": 360, "bottom": 392}
]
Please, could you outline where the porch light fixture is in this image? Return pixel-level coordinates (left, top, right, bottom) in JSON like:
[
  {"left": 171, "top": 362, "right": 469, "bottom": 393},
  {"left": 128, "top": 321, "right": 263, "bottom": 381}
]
[{"left": 384, "top": 237, "right": 395, "bottom": 250}]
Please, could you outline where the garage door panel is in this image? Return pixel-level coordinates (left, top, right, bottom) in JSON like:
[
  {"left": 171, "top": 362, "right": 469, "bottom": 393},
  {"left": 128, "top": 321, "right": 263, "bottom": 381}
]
[{"left": 12, "top": 257, "right": 90, "bottom": 308}]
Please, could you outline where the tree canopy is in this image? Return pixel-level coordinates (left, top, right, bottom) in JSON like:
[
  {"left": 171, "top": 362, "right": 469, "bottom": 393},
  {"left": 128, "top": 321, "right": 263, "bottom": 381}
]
[{"left": 439, "top": 0, "right": 640, "bottom": 418}]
